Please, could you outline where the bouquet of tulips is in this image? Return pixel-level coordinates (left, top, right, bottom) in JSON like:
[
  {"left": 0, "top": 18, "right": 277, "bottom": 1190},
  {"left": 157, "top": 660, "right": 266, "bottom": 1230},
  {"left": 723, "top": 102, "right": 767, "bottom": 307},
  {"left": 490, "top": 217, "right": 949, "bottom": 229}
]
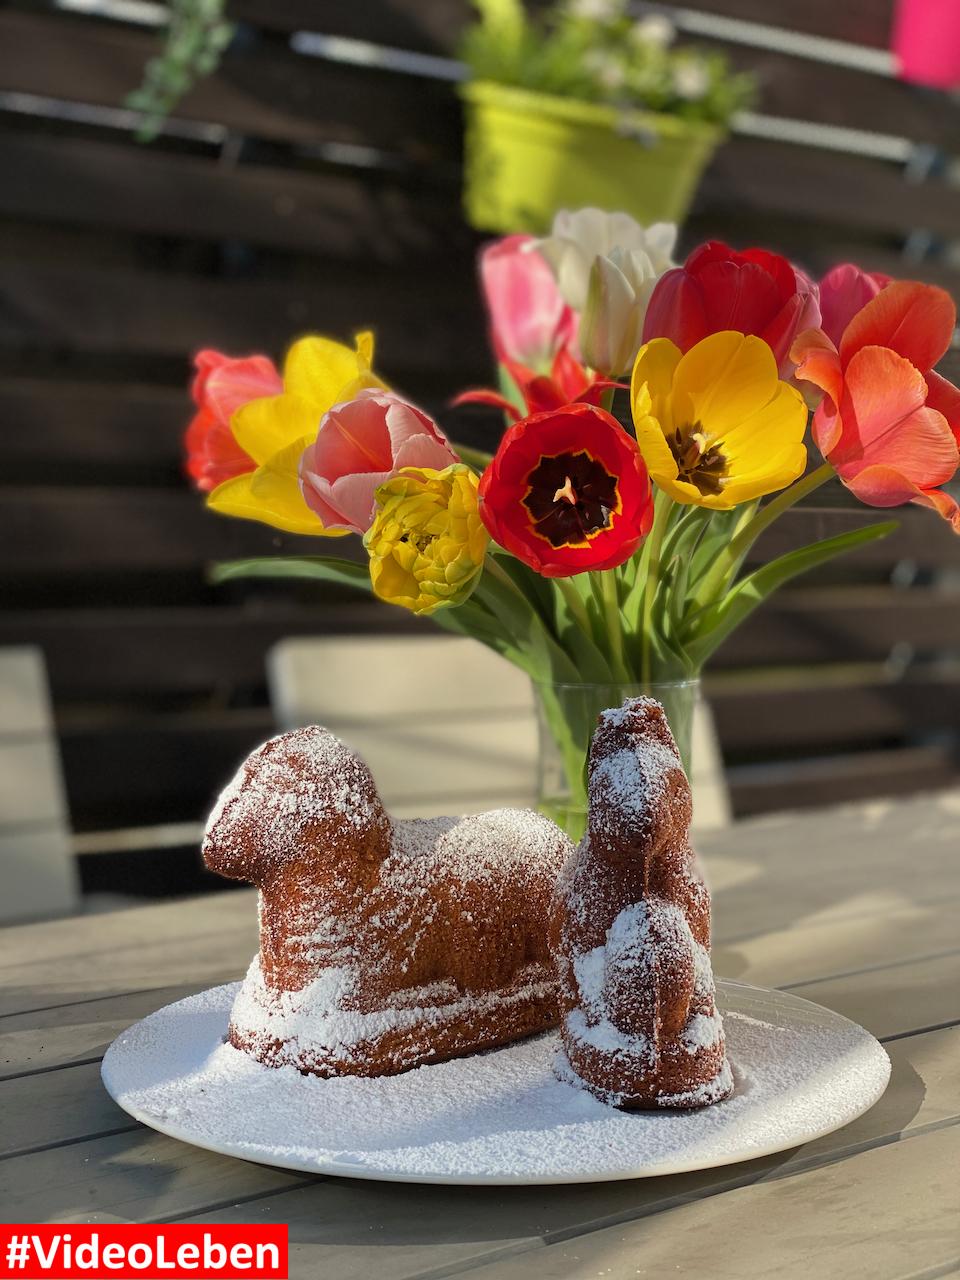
[{"left": 186, "top": 208, "right": 960, "bottom": 830}]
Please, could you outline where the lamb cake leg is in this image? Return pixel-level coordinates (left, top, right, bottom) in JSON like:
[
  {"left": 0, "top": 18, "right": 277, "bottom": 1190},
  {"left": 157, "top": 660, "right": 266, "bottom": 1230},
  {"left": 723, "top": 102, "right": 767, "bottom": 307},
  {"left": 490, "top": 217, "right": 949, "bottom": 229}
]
[{"left": 553, "top": 697, "right": 733, "bottom": 1109}]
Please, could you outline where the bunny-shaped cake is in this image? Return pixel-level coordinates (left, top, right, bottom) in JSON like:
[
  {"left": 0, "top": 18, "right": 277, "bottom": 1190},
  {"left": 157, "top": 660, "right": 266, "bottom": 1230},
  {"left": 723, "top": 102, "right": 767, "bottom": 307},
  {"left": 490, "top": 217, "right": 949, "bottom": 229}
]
[
  {"left": 203, "top": 725, "right": 572, "bottom": 1078},
  {"left": 552, "top": 697, "right": 732, "bottom": 1108}
]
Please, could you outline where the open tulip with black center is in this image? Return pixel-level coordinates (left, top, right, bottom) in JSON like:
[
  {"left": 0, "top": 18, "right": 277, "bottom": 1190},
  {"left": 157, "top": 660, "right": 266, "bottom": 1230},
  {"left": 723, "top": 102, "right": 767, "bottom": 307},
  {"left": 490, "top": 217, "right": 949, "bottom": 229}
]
[{"left": 477, "top": 402, "right": 654, "bottom": 577}]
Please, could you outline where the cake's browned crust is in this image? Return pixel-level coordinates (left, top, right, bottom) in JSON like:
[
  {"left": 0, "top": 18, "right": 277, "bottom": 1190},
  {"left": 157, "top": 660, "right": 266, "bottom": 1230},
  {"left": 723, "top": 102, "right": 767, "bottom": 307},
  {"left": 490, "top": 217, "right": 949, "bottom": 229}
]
[
  {"left": 552, "top": 698, "right": 733, "bottom": 1109},
  {"left": 203, "top": 726, "right": 571, "bottom": 1078}
]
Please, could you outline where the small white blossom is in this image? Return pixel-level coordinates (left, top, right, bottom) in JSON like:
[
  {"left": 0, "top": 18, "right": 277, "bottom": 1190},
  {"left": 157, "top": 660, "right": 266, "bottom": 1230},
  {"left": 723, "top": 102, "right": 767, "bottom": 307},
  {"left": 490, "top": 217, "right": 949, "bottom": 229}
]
[
  {"left": 585, "top": 49, "right": 627, "bottom": 90},
  {"left": 567, "top": 0, "right": 625, "bottom": 21},
  {"left": 672, "top": 59, "right": 710, "bottom": 100},
  {"left": 630, "top": 14, "right": 676, "bottom": 48}
]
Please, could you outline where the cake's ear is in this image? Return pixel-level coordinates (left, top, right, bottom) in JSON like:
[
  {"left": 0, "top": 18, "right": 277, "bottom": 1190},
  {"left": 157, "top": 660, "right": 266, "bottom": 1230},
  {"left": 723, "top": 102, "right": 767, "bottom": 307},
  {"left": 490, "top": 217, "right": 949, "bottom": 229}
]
[
  {"left": 586, "top": 698, "right": 691, "bottom": 864},
  {"left": 202, "top": 727, "right": 391, "bottom": 888}
]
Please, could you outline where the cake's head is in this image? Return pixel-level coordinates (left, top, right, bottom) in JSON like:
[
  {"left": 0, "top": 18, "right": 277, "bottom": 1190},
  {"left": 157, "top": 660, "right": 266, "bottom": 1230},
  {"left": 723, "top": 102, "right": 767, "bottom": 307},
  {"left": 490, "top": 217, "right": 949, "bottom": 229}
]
[
  {"left": 586, "top": 697, "right": 692, "bottom": 861},
  {"left": 202, "top": 726, "right": 391, "bottom": 887}
]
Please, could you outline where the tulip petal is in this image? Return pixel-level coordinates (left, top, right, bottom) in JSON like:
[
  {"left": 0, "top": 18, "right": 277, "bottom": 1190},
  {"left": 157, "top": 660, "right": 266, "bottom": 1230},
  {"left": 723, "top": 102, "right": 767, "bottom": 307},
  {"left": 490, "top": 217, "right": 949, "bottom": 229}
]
[
  {"left": 841, "top": 464, "right": 960, "bottom": 532},
  {"left": 203, "top": 355, "right": 282, "bottom": 424},
  {"left": 912, "top": 486, "right": 960, "bottom": 533},
  {"left": 208, "top": 437, "right": 344, "bottom": 536},
  {"left": 818, "top": 263, "right": 888, "bottom": 347},
  {"left": 231, "top": 393, "right": 318, "bottom": 467},
  {"left": 926, "top": 370, "right": 960, "bottom": 446},
  {"left": 793, "top": 329, "right": 843, "bottom": 415},
  {"left": 672, "top": 332, "right": 779, "bottom": 437},
  {"left": 451, "top": 389, "right": 522, "bottom": 421},
  {"left": 641, "top": 267, "right": 706, "bottom": 349},
  {"left": 839, "top": 281, "right": 955, "bottom": 372},
  {"left": 283, "top": 333, "right": 380, "bottom": 411},
  {"left": 720, "top": 381, "right": 808, "bottom": 469},
  {"left": 834, "top": 347, "right": 958, "bottom": 487},
  {"left": 630, "top": 337, "right": 682, "bottom": 435}
]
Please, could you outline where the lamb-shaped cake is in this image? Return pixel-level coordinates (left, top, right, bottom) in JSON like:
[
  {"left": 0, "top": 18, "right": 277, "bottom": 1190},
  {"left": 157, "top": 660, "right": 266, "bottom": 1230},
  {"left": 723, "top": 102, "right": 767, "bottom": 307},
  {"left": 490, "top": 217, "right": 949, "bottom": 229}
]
[
  {"left": 203, "top": 725, "right": 572, "bottom": 1078},
  {"left": 553, "top": 697, "right": 733, "bottom": 1108}
]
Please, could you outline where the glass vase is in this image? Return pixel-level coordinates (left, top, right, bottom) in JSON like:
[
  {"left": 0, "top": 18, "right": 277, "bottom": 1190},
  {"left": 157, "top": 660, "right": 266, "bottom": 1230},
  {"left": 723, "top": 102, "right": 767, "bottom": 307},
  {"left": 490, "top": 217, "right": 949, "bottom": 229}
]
[{"left": 532, "top": 678, "right": 700, "bottom": 841}]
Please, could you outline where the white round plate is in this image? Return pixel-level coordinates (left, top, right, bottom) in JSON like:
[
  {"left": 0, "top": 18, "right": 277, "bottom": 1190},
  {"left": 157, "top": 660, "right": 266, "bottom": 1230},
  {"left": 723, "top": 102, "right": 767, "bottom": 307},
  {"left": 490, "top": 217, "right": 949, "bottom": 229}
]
[{"left": 101, "top": 979, "right": 889, "bottom": 1186}]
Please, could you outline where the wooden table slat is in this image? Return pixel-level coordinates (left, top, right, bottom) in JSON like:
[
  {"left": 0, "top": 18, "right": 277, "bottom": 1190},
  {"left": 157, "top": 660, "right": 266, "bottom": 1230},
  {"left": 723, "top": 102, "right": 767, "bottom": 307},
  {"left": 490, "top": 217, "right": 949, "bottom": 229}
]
[{"left": 442, "top": 1127, "right": 960, "bottom": 1280}]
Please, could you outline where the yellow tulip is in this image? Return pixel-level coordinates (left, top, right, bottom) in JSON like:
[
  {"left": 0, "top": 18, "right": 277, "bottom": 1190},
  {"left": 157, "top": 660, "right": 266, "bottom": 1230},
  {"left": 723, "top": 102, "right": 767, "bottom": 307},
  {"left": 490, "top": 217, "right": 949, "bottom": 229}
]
[
  {"left": 363, "top": 465, "right": 489, "bottom": 615},
  {"left": 630, "top": 331, "right": 808, "bottom": 509},
  {"left": 206, "top": 332, "right": 383, "bottom": 534}
]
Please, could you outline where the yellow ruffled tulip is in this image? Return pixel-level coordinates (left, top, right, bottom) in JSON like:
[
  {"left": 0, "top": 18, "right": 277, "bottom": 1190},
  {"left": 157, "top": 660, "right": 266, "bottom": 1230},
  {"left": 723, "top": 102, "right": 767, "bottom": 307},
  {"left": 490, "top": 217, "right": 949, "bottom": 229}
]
[
  {"left": 206, "top": 332, "right": 383, "bottom": 534},
  {"left": 363, "top": 465, "right": 489, "bottom": 615},
  {"left": 630, "top": 331, "right": 808, "bottom": 509}
]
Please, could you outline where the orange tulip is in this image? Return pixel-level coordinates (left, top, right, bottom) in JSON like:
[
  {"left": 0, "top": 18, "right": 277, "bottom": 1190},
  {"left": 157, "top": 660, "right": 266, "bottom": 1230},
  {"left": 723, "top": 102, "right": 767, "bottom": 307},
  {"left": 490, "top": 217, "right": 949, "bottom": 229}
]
[{"left": 792, "top": 281, "right": 960, "bottom": 532}]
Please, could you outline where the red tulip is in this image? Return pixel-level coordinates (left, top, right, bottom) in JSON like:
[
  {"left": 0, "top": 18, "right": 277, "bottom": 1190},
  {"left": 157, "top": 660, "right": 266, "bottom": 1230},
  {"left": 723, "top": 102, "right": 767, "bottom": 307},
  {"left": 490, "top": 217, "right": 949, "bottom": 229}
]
[
  {"left": 454, "top": 349, "right": 619, "bottom": 422},
  {"left": 642, "top": 241, "right": 820, "bottom": 376},
  {"left": 477, "top": 403, "right": 653, "bottom": 578},
  {"left": 818, "top": 263, "right": 891, "bottom": 347},
  {"left": 184, "top": 350, "right": 281, "bottom": 492},
  {"left": 793, "top": 281, "right": 960, "bottom": 531},
  {"left": 479, "top": 234, "right": 579, "bottom": 367}
]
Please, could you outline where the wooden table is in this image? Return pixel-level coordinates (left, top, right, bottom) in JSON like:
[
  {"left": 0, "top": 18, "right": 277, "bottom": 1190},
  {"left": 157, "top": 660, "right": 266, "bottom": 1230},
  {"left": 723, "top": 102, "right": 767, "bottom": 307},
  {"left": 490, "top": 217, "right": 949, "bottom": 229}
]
[{"left": 2, "top": 792, "right": 959, "bottom": 1278}]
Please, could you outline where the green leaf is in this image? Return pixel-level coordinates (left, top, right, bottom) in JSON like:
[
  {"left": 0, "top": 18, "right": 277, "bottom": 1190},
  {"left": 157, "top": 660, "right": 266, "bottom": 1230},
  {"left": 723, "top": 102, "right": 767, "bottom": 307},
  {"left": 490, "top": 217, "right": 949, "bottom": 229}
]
[
  {"left": 453, "top": 442, "right": 494, "bottom": 472},
  {"left": 681, "top": 521, "right": 897, "bottom": 667},
  {"left": 209, "top": 556, "right": 372, "bottom": 591}
]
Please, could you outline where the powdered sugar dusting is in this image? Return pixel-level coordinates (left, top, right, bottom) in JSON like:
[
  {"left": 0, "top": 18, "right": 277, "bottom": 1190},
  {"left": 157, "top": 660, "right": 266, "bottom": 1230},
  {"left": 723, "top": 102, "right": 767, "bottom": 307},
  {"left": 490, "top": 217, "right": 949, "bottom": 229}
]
[
  {"left": 102, "top": 980, "right": 891, "bottom": 1184},
  {"left": 232, "top": 954, "right": 555, "bottom": 1070}
]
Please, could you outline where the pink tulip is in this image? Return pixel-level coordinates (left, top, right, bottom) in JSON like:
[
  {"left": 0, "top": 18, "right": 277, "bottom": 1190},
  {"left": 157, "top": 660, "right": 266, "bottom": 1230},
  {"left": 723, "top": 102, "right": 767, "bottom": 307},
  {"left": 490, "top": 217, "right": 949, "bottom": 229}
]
[
  {"left": 480, "top": 234, "right": 579, "bottom": 367},
  {"left": 299, "top": 390, "right": 459, "bottom": 534},
  {"left": 818, "top": 264, "right": 891, "bottom": 347}
]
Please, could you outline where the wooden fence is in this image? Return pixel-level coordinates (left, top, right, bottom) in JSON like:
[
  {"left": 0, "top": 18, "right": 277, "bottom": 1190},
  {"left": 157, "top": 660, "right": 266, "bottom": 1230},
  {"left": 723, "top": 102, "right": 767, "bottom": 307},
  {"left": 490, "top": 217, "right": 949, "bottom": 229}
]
[{"left": 0, "top": 0, "right": 959, "bottom": 882}]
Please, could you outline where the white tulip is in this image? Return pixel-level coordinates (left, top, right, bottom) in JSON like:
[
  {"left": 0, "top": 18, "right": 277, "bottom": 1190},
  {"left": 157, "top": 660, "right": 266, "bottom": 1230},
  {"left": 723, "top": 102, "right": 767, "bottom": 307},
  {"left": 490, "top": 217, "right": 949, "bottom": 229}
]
[
  {"left": 534, "top": 208, "right": 677, "bottom": 312},
  {"left": 579, "top": 247, "right": 662, "bottom": 376}
]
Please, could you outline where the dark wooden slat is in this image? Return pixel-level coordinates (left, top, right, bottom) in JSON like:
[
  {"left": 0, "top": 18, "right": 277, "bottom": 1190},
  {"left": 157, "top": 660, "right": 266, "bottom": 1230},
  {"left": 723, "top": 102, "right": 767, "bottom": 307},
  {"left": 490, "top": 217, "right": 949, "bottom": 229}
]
[
  {"left": 713, "top": 38, "right": 960, "bottom": 152},
  {"left": 3, "top": 489, "right": 957, "bottom": 573},
  {"left": 709, "top": 672, "right": 960, "bottom": 752},
  {"left": 659, "top": 0, "right": 896, "bottom": 48},
  {"left": 237, "top": 1, "right": 959, "bottom": 150},
  {"left": 4, "top": 14, "right": 960, "bottom": 242},
  {"left": 230, "top": 0, "right": 896, "bottom": 53},
  {"left": 727, "top": 744, "right": 960, "bottom": 815},
  {"left": 0, "top": 488, "right": 329, "bottom": 571},
  {"left": 0, "top": 604, "right": 413, "bottom": 694},
  {"left": 0, "top": 10, "right": 459, "bottom": 159},
  {"left": 3, "top": 587, "right": 957, "bottom": 697},
  {"left": 0, "top": 260, "right": 486, "bottom": 380},
  {"left": 0, "top": 131, "right": 467, "bottom": 261},
  {"left": 699, "top": 139, "right": 960, "bottom": 242},
  {"left": 58, "top": 709, "right": 277, "bottom": 830},
  {"left": 714, "top": 588, "right": 960, "bottom": 667}
]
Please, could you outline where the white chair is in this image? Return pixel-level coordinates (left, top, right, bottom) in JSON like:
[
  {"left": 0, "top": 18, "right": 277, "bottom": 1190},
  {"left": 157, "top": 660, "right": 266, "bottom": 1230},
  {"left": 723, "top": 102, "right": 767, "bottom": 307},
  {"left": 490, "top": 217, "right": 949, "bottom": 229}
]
[
  {"left": 268, "top": 633, "right": 729, "bottom": 829},
  {"left": 0, "top": 647, "right": 79, "bottom": 922}
]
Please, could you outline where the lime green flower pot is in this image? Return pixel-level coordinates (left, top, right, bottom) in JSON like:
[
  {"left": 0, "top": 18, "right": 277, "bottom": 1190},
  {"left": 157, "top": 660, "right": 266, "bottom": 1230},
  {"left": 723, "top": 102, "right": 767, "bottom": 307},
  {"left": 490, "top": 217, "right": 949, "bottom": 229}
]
[{"left": 461, "top": 80, "right": 722, "bottom": 235}]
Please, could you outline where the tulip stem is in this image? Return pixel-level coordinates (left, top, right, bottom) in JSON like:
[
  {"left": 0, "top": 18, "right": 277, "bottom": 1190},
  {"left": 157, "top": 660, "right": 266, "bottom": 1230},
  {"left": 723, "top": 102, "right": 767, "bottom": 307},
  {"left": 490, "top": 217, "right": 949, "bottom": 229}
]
[
  {"left": 555, "top": 576, "right": 592, "bottom": 635},
  {"left": 640, "top": 495, "right": 673, "bottom": 689},
  {"left": 600, "top": 570, "right": 631, "bottom": 683},
  {"left": 483, "top": 555, "right": 530, "bottom": 605},
  {"left": 694, "top": 462, "right": 835, "bottom": 608}
]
